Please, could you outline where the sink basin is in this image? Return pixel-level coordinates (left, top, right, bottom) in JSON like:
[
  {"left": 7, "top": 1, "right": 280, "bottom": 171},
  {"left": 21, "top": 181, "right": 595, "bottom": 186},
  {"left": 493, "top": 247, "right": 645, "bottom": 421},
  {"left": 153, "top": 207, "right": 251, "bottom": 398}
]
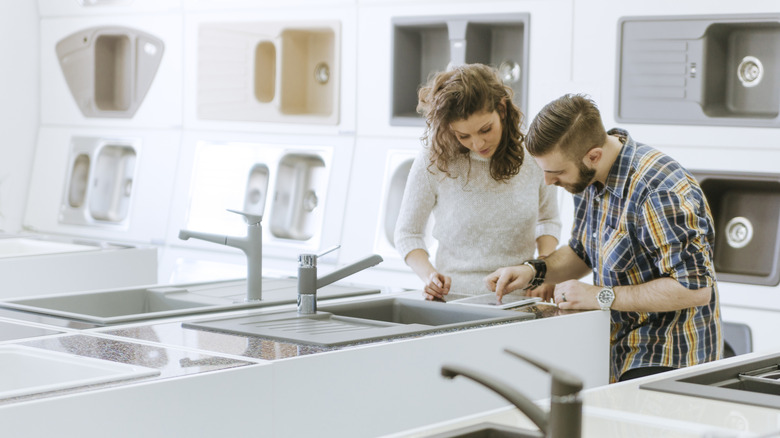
[
  {"left": 0, "top": 277, "right": 379, "bottom": 325},
  {"left": 427, "top": 422, "right": 542, "bottom": 438},
  {"left": 702, "top": 22, "right": 780, "bottom": 118},
  {"left": 182, "top": 297, "right": 534, "bottom": 346},
  {"left": 0, "top": 345, "right": 159, "bottom": 399}
]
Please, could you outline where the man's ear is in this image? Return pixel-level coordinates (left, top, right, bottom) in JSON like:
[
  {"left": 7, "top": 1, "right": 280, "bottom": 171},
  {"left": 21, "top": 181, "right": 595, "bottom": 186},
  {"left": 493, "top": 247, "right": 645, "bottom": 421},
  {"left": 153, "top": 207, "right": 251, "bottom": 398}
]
[{"left": 584, "top": 147, "right": 603, "bottom": 167}]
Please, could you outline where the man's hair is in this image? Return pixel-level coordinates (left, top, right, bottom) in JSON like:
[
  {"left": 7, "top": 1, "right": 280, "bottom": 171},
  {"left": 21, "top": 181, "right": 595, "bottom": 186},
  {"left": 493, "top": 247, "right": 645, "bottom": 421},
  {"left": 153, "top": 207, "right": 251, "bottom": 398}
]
[
  {"left": 416, "top": 63, "right": 525, "bottom": 181},
  {"left": 526, "top": 94, "right": 607, "bottom": 160}
]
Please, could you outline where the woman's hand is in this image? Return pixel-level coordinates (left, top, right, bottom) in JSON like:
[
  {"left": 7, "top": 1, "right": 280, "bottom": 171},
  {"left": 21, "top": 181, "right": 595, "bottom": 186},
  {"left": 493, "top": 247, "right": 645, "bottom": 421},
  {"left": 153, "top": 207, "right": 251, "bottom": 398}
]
[{"left": 423, "top": 271, "right": 451, "bottom": 300}]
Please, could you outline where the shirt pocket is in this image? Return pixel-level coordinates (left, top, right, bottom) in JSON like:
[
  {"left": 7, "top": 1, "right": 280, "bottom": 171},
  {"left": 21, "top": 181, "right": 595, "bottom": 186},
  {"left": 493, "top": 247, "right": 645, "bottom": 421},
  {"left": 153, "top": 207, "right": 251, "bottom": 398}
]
[{"left": 602, "top": 225, "right": 636, "bottom": 272}]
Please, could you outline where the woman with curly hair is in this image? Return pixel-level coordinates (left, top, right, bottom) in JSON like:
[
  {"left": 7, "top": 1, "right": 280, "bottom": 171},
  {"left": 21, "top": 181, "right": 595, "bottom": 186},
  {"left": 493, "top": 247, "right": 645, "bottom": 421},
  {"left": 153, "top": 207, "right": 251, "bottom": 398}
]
[{"left": 394, "top": 63, "right": 561, "bottom": 300}]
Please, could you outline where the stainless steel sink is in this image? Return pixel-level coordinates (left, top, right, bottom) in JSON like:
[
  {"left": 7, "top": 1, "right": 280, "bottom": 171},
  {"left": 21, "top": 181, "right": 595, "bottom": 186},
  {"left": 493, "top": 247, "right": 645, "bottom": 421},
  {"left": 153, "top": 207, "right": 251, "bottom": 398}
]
[
  {"left": 427, "top": 423, "right": 542, "bottom": 438},
  {"left": 182, "top": 297, "right": 534, "bottom": 346},
  {"left": 0, "top": 278, "right": 379, "bottom": 325}
]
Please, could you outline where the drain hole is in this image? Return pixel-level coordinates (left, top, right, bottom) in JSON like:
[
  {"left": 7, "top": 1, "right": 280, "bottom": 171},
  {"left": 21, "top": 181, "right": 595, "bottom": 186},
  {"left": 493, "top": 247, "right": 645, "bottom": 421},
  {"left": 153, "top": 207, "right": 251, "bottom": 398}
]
[{"left": 737, "top": 56, "right": 763, "bottom": 88}]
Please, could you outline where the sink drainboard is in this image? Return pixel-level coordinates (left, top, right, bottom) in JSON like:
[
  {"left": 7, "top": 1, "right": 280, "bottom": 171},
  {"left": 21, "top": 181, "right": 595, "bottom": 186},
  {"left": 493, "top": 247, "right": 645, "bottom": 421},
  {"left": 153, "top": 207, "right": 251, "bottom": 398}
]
[{"left": 184, "top": 312, "right": 425, "bottom": 347}]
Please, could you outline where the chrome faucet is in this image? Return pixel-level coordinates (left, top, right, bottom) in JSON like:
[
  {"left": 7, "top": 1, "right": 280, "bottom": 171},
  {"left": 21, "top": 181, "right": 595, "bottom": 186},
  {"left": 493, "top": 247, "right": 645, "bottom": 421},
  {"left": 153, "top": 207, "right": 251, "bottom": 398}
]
[
  {"left": 297, "top": 247, "right": 383, "bottom": 314},
  {"left": 178, "top": 209, "right": 263, "bottom": 302},
  {"left": 441, "top": 348, "right": 583, "bottom": 438}
]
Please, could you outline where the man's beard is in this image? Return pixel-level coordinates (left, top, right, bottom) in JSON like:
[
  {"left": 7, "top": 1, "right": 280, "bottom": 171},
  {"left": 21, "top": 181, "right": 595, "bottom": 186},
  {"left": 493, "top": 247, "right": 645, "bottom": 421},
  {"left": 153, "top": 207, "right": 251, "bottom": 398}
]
[{"left": 560, "top": 160, "right": 596, "bottom": 194}]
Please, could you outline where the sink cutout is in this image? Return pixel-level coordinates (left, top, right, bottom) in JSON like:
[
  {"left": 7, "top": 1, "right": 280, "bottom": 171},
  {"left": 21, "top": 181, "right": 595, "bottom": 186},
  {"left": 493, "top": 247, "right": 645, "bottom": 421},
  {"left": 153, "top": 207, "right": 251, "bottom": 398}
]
[
  {"left": 254, "top": 41, "right": 276, "bottom": 103},
  {"left": 702, "top": 22, "right": 780, "bottom": 118},
  {"left": 279, "top": 28, "right": 336, "bottom": 116},
  {"left": 693, "top": 171, "right": 780, "bottom": 286},
  {"left": 184, "top": 297, "right": 534, "bottom": 346},
  {"left": 197, "top": 21, "right": 340, "bottom": 124},
  {"left": 60, "top": 137, "right": 139, "bottom": 228},
  {"left": 391, "top": 14, "right": 529, "bottom": 126},
  {"left": 270, "top": 153, "right": 327, "bottom": 241},
  {"left": 0, "top": 345, "right": 159, "bottom": 399},
  {"left": 244, "top": 163, "right": 270, "bottom": 216},
  {"left": 56, "top": 26, "right": 164, "bottom": 118},
  {"left": 383, "top": 158, "right": 414, "bottom": 246},
  {"left": 0, "top": 278, "right": 379, "bottom": 325},
  {"left": 616, "top": 14, "right": 780, "bottom": 127},
  {"left": 67, "top": 153, "right": 90, "bottom": 208},
  {"left": 89, "top": 145, "right": 136, "bottom": 222}
]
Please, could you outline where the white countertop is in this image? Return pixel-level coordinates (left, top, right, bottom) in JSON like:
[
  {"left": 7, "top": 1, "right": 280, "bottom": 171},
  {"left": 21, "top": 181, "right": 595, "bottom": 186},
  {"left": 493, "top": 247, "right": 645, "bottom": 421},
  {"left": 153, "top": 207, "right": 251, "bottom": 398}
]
[{"left": 388, "top": 350, "right": 780, "bottom": 437}]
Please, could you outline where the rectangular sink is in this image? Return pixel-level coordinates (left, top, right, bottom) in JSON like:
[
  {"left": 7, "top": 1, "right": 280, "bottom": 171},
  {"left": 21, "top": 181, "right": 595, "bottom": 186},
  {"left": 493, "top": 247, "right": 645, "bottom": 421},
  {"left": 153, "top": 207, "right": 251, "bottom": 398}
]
[
  {"left": 0, "top": 345, "right": 159, "bottom": 399},
  {"left": 616, "top": 13, "right": 780, "bottom": 127},
  {"left": 0, "top": 278, "right": 379, "bottom": 325},
  {"left": 183, "top": 297, "right": 534, "bottom": 346}
]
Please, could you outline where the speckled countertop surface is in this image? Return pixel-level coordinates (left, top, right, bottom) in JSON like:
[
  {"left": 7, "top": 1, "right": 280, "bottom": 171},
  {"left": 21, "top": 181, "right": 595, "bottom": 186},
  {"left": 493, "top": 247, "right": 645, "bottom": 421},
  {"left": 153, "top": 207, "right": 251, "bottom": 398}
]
[
  {"left": 99, "top": 302, "right": 581, "bottom": 361},
  {"left": 0, "top": 298, "right": 583, "bottom": 405}
]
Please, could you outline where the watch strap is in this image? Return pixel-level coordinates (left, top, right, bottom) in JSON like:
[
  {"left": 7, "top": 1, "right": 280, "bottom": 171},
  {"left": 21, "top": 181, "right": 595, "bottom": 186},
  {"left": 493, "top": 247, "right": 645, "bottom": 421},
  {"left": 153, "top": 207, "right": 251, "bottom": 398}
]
[{"left": 522, "top": 259, "right": 547, "bottom": 290}]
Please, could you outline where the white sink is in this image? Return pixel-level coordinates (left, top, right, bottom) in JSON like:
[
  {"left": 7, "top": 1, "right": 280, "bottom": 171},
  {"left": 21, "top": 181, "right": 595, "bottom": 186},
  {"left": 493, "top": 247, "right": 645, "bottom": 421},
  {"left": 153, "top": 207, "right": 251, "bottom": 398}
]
[
  {"left": 0, "top": 238, "right": 99, "bottom": 259},
  {"left": 0, "top": 345, "right": 159, "bottom": 399}
]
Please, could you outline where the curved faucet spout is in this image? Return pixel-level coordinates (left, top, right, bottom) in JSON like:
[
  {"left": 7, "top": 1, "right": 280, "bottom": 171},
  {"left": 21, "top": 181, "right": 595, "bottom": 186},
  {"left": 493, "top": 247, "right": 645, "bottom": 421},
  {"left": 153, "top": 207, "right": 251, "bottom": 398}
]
[
  {"left": 441, "top": 364, "right": 548, "bottom": 435},
  {"left": 178, "top": 229, "right": 228, "bottom": 246}
]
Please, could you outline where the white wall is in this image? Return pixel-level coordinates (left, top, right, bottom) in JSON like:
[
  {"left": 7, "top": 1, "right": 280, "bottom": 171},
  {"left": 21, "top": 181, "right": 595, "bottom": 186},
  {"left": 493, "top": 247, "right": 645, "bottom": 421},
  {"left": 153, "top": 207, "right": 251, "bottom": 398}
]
[{"left": 0, "top": 2, "right": 39, "bottom": 233}]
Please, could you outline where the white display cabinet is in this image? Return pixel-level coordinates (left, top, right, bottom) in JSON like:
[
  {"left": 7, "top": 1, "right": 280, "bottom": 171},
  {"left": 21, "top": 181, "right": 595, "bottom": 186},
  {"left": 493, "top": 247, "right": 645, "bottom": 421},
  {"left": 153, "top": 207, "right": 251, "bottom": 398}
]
[
  {"left": 165, "top": 131, "right": 355, "bottom": 275},
  {"left": 24, "top": 127, "right": 182, "bottom": 245},
  {"left": 38, "top": 0, "right": 182, "bottom": 17},
  {"left": 339, "top": 137, "right": 425, "bottom": 289},
  {"left": 182, "top": 6, "right": 357, "bottom": 135},
  {"left": 40, "top": 14, "right": 183, "bottom": 128}
]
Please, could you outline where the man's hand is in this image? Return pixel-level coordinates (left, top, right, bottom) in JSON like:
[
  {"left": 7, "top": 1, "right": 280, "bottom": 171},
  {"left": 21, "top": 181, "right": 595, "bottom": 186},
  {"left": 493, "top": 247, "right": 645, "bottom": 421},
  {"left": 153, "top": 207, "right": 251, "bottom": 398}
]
[
  {"left": 484, "top": 265, "right": 534, "bottom": 300},
  {"left": 554, "top": 280, "right": 600, "bottom": 310}
]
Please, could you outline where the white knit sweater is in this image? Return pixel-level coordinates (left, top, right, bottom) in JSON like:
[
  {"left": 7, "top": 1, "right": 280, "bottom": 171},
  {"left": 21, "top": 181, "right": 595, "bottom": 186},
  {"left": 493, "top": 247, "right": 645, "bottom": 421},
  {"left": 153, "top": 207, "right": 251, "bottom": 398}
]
[{"left": 394, "top": 149, "right": 561, "bottom": 294}]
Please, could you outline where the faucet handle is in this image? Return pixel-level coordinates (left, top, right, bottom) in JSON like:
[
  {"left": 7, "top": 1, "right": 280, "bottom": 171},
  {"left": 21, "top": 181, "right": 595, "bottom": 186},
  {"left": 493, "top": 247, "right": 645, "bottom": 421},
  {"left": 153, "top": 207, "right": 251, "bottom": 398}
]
[{"left": 226, "top": 209, "right": 263, "bottom": 226}]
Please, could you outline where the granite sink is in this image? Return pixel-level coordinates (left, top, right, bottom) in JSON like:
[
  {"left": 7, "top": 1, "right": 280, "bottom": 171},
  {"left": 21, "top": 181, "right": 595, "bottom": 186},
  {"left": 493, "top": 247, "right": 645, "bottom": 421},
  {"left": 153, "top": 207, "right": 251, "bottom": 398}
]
[
  {"left": 183, "top": 296, "right": 534, "bottom": 346},
  {"left": 0, "top": 277, "right": 379, "bottom": 325}
]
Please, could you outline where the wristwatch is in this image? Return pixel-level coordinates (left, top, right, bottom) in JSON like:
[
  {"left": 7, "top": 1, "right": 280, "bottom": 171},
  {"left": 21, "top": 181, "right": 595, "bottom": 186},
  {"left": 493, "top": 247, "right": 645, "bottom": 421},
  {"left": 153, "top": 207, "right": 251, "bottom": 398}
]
[
  {"left": 596, "top": 286, "right": 615, "bottom": 311},
  {"left": 522, "top": 259, "right": 547, "bottom": 290}
]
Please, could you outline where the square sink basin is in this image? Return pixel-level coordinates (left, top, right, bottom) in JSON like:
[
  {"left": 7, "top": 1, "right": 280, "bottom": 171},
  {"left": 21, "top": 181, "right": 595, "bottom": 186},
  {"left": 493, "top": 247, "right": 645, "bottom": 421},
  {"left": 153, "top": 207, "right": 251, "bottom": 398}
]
[
  {"left": 0, "top": 278, "right": 379, "bottom": 325},
  {"left": 702, "top": 22, "right": 780, "bottom": 118},
  {"left": 0, "top": 345, "right": 159, "bottom": 399},
  {"left": 427, "top": 422, "right": 542, "bottom": 438},
  {"left": 183, "top": 297, "right": 534, "bottom": 346}
]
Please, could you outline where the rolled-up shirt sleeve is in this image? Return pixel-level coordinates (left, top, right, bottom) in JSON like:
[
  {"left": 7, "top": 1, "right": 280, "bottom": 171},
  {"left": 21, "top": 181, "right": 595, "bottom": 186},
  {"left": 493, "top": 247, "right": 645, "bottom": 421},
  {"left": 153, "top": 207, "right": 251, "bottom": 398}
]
[
  {"left": 637, "top": 187, "right": 715, "bottom": 290},
  {"left": 394, "top": 152, "right": 436, "bottom": 261},
  {"left": 535, "top": 180, "right": 562, "bottom": 241}
]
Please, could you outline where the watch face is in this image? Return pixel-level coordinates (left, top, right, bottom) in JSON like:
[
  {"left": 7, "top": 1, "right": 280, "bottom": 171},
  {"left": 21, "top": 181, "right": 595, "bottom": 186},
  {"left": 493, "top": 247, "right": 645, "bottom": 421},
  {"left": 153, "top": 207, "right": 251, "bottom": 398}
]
[{"left": 598, "top": 288, "right": 614, "bottom": 307}]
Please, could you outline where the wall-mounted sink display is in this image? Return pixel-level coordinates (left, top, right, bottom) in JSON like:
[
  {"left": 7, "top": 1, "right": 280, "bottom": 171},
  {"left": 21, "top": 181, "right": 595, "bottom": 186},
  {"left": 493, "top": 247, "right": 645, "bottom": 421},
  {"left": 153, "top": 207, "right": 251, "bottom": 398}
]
[
  {"left": 373, "top": 150, "right": 436, "bottom": 262},
  {"left": 616, "top": 14, "right": 780, "bottom": 127},
  {"left": 269, "top": 153, "right": 327, "bottom": 241},
  {"left": 0, "top": 278, "right": 379, "bottom": 325},
  {"left": 197, "top": 21, "right": 340, "bottom": 125},
  {"left": 244, "top": 163, "right": 270, "bottom": 217},
  {"left": 391, "top": 13, "right": 529, "bottom": 126},
  {"left": 185, "top": 142, "right": 333, "bottom": 252},
  {"left": 0, "top": 345, "right": 159, "bottom": 400},
  {"left": 183, "top": 297, "right": 534, "bottom": 347},
  {"left": 56, "top": 26, "right": 164, "bottom": 118},
  {"left": 692, "top": 170, "right": 780, "bottom": 286},
  {"left": 60, "top": 136, "right": 139, "bottom": 228}
]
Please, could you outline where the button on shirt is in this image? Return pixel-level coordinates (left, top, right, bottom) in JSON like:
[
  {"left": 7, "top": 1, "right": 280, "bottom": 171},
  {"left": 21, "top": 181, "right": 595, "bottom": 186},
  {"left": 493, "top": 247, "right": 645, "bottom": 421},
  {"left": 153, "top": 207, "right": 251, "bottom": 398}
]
[{"left": 569, "top": 129, "right": 722, "bottom": 382}]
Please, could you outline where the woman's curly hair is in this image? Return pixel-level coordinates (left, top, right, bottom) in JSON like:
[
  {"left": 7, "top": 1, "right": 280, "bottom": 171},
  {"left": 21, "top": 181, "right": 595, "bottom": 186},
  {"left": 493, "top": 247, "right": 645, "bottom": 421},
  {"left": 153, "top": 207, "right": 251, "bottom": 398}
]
[{"left": 416, "top": 63, "right": 525, "bottom": 182}]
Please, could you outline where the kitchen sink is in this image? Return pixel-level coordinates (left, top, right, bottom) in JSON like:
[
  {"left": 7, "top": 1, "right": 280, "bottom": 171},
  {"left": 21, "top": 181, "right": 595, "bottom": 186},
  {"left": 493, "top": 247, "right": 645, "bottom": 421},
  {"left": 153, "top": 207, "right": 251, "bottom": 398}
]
[
  {"left": 0, "top": 277, "right": 379, "bottom": 325},
  {"left": 0, "top": 345, "right": 159, "bottom": 399},
  {"left": 641, "top": 352, "right": 780, "bottom": 409},
  {"left": 182, "top": 297, "right": 534, "bottom": 346},
  {"left": 427, "top": 423, "right": 542, "bottom": 438}
]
